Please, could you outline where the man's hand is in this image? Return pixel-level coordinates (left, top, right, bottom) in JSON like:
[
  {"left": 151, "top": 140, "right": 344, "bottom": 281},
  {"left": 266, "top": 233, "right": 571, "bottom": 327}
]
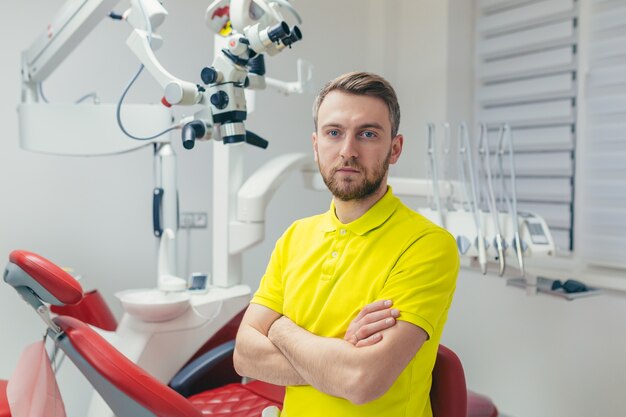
[{"left": 344, "top": 300, "right": 399, "bottom": 347}]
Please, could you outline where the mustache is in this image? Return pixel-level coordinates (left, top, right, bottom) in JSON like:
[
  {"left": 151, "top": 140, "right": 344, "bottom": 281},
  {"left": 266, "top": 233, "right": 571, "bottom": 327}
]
[{"left": 333, "top": 160, "right": 362, "bottom": 172}]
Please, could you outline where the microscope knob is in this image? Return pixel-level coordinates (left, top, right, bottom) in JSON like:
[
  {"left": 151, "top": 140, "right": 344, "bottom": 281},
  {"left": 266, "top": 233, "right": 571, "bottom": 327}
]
[
  {"left": 210, "top": 91, "right": 229, "bottom": 109},
  {"left": 201, "top": 67, "right": 218, "bottom": 85}
]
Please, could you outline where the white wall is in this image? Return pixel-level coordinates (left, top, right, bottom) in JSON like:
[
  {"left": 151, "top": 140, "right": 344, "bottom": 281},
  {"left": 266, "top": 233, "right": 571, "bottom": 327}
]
[{"left": 1, "top": 1, "right": 626, "bottom": 417}]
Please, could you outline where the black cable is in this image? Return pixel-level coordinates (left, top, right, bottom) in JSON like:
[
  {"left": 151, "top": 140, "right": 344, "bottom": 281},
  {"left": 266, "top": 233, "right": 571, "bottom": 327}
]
[{"left": 115, "top": 64, "right": 179, "bottom": 141}]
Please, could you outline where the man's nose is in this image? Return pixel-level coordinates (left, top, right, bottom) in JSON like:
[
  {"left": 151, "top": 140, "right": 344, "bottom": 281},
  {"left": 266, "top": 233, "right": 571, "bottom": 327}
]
[{"left": 340, "top": 135, "right": 358, "bottom": 160}]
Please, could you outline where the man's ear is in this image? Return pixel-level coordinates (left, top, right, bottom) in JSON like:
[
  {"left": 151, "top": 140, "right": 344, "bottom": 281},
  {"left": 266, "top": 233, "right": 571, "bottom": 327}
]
[
  {"left": 389, "top": 134, "right": 404, "bottom": 164},
  {"left": 312, "top": 132, "right": 318, "bottom": 162}
]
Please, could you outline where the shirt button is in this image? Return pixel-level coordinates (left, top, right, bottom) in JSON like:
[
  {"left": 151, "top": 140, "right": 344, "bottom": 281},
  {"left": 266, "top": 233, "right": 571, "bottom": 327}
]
[
  {"left": 331, "top": 251, "right": 338, "bottom": 258},
  {"left": 340, "top": 229, "right": 347, "bottom": 235}
]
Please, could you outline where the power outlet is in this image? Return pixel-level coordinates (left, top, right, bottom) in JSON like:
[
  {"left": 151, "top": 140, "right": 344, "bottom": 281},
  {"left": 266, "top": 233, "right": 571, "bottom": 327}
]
[{"left": 180, "top": 212, "right": 208, "bottom": 229}]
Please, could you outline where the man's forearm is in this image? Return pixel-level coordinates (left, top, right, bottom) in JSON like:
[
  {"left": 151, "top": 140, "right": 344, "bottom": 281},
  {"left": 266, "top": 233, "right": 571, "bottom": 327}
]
[
  {"left": 234, "top": 322, "right": 307, "bottom": 386},
  {"left": 268, "top": 317, "right": 390, "bottom": 404}
]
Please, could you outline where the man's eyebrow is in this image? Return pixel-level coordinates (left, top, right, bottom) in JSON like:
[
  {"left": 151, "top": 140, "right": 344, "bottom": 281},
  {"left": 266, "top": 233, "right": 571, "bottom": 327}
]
[
  {"left": 320, "top": 122, "right": 385, "bottom": 130},
  {"left": 357, "top": 123, "right": 384, "bottom": 131},
  {"left": 320, "top": 123, "right": 344, "bottom": 130}
]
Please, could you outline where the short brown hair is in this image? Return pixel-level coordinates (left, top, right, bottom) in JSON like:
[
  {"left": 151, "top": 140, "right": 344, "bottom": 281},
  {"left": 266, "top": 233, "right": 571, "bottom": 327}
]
[{"left": 312, "top": 72, "right": 401, "bottom": 137}]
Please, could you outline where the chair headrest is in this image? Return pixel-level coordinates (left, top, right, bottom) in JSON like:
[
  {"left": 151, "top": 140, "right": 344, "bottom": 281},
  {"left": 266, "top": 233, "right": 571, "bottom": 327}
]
[{"left": 5, "top": 250, "right": 83, "bottom": 306}]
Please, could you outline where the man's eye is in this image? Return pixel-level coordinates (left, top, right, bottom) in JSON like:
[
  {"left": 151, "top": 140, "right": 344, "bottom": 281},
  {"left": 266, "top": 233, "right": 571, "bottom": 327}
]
[
  {"left": 362, "top": 131, "right": 376, "bottom": 139},
  {"left": 328, "top": 130, "right": 340, "bottom": 137}
]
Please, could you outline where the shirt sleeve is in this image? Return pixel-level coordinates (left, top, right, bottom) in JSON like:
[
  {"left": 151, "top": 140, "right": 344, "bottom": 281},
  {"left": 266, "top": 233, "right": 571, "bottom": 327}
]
[
  {"left": 377, "top": 228, "right": 459, "bottom": 338},
  {"left": 250, "top": 233, "right": 287, "bottom": 315}
]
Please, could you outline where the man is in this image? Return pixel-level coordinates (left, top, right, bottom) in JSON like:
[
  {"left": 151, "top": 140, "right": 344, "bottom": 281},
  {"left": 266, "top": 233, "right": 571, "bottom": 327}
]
[{"left": 234, "top": 72, "right": 459, "bottom": 417}]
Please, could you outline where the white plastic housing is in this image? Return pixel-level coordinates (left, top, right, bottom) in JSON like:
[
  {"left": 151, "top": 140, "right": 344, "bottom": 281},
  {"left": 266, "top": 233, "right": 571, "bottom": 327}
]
[{"left": 18, "top": 103, "right": 172, "bottom": 155}]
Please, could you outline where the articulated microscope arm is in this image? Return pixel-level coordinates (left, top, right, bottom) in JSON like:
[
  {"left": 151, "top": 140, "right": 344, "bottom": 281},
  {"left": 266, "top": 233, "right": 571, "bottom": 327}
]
[
  {"left": 124, "top": 0, "right": 204, "bottom": 107},
  {"left": 21, "top": 0, "right": 122, "bottom": 103}
]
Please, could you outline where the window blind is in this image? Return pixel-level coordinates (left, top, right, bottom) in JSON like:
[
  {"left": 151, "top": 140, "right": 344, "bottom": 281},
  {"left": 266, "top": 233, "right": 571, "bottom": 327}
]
[
  {"left": 476, "top": 0, "right": 578, "bottom": 250},
  {"left": 579, "top": 0, "right": 626, "bottom": 268}
]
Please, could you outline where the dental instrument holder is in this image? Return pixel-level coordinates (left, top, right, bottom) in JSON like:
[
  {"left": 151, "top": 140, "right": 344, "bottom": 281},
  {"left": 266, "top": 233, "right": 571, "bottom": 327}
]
[
  {"left": 391, "top": 178, "right": 554, "bottom": 287},
  {"left": 427, "top": 124, "right": 446, "bottom": 228},
  {"left": 497, "top": 124, "right": 525, "bottom": 279},
  {"left": 418, "top": 122, "right": 557, "bottom": 293},
  {"left": 458, "top": 123, "right": 488, "bottom": 275},
  {"left": 441, "top": 122, "right": 455, "bottom": 212},
  {"left": 478, "top": 123, "right": 506, "bottom": 277}
]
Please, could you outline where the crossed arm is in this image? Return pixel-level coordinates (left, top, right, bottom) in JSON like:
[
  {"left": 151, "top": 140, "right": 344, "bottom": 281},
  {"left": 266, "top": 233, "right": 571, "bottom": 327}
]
[{"left": 233, "top": 301, "right": 428, "bottom": 404}]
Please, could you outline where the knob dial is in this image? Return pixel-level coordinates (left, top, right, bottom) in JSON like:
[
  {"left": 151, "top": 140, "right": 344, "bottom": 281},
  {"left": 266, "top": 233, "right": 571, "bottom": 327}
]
[{"left": 210, "top": 91, "right": 229, "bottom": 110}]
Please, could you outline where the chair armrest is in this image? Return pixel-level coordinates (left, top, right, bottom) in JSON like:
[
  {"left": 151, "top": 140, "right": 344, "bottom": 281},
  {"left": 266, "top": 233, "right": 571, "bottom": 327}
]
[{"left": 169, "top": 340, "right": 236, "bottom": 396}]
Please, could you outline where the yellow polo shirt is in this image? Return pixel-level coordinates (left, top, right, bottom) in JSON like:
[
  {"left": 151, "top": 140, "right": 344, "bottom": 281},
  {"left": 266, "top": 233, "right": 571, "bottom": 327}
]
[{"left": 251, "top": 187, "right": 459, "bottom": 417}]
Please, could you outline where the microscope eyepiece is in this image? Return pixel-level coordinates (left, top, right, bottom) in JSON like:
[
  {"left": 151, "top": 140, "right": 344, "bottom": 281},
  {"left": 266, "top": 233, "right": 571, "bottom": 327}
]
[
  {"left": 182, "top": 120, "right": 207, "bottom": 150},
  {"left": 281, "top": 26, "right": 302, "bottom": 47},
  {"left": 182, "top": 125, "right": 197, "bottom": 150},
  {"left": 267, "top": 21, "right": 290, "bottom": 43}
]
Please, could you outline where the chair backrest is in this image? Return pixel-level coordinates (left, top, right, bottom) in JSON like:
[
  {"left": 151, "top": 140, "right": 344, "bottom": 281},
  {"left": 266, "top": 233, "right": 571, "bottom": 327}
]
[
  {"left": 55, "top": 315, "right": 203, "bottom": 417},
  {"left": 430, "top": 344, "right": 468, "bottom": 417}
]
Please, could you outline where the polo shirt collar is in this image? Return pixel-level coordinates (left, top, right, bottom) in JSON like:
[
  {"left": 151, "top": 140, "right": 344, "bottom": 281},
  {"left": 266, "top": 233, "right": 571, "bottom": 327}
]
[{"left": 320, "top": 187, "right": 400, "bottom": 235}]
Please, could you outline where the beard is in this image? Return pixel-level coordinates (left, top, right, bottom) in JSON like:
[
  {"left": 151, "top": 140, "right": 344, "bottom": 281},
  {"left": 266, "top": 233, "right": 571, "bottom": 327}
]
[{"left": 319, "top": 149, "right": 391, "bottom": 202}]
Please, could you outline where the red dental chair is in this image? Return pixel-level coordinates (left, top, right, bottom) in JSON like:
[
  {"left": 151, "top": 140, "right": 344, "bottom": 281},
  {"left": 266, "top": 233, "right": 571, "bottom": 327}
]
[{"left": 0, "top": 250, "right": 497, "bottom": 417}]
